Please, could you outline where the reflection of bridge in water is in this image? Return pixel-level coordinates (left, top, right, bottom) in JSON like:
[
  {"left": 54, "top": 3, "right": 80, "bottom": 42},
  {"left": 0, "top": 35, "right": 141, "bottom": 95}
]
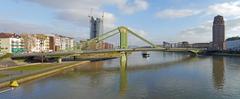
[
  {"left": 74, "top": 54, "right": 206, "bottom": 95},
  {"left": 61, "top": 53, "right": 227, "bottom": 96}
]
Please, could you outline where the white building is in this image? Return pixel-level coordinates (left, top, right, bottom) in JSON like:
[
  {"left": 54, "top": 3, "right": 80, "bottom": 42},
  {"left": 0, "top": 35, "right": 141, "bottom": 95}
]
[
  {"left": 29, "top": 34, "right": 50, "bottom": 52},
  {"left": 0, "top": 33, "right": 24, "bottom": 53},
  {"left": 226, "top": 39, "right": 240, "bottom": 51},
  {"left": 59, "top": 35, "right": 74, "bottom": 50}
]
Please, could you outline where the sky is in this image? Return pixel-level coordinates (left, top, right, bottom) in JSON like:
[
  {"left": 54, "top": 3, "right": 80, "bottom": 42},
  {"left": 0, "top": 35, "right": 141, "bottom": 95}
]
[{"left": 0, "top": 0, "right": 240, "bottom": 45}]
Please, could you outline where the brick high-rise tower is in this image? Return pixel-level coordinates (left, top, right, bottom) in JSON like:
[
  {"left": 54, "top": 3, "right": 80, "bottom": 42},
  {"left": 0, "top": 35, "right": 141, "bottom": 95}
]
[{"left": 212, "top": 15, "right": 225, "bottom": 50}]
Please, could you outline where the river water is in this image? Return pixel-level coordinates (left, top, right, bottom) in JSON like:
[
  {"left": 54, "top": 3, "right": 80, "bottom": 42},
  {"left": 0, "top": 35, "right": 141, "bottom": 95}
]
[{"left": 1, "top": 52, "right": 240, "bottom": 99}]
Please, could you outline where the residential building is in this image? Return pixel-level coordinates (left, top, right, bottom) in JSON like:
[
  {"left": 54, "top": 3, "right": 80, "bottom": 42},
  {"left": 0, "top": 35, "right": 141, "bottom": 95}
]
[
  {"left": 46, "top": 34, "right": 60, "bottom": 52},
  {"left": 20, "top": 33, "right": 36, "bottom": 53},
  {"left": 21, "top": 33, "right": 74, "bottom": 52},
  {"left": 0, "top": 33, "right": 24, "bottom": 53},
  {"left": 32, "top": 34, "right": 50, "bottom": 52},
  {"left": 212, "top": 15, "right": 225, "bottom": 50},
  {"left": 58, "top": 35, "right": 74, "bottom": 51}
]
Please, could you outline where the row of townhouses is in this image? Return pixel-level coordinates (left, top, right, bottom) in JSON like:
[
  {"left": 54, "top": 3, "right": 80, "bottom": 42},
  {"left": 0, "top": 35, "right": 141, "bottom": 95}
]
[{"left": 0, "top": 33, "right": 75, "bottom": 54}]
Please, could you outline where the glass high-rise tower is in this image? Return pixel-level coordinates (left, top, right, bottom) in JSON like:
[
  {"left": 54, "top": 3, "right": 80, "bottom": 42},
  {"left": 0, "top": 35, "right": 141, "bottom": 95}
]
[{"left": 90, "top": 16, "right": 103, "bottom": 39}]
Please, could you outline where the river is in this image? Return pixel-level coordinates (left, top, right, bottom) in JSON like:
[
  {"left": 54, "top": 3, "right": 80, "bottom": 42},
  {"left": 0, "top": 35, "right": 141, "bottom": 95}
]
[{"left": 1, "top": 52, "right": 240, "bottom": 99}]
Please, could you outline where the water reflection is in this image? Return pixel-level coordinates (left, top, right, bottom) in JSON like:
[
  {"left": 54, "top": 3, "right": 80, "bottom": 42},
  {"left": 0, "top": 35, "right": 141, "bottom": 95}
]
[
  {"left": 212, "top": 56, "right": 225, "bottom": 90},
  {"left": 76, "top": 62, "right": 104, "bottom": 87},
  {"left": 77, "top": 62, "right": 104, "bottom": 72},
  {"left": 119, "top": 70, "right": 128, "bottom": 96}
]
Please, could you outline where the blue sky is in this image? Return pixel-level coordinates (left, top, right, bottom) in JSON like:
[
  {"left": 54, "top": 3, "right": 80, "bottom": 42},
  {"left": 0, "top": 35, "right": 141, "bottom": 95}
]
[{"left": 1, "top": 0, "right": 240, "bottom": 45}]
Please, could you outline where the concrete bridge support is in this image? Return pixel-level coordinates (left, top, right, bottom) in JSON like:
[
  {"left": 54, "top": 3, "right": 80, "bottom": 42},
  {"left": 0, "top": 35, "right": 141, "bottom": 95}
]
[
  {"left": 73, "top": 56, "right": 76, "bottom": 61},
  {"left": 120, "top": 52, "right": 127, "bottom": 71},
  {"left": 57, "top": 57, "right": 62, "bottom": 63}
]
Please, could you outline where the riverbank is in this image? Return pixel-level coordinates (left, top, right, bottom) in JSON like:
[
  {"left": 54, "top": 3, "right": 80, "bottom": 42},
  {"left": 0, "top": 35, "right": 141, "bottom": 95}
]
[
  {"left": 0, "top": 61, "right": 89, "bottom": 89},
  {"left": 201, "top": 50, "right": 240, "bottom": 57}
]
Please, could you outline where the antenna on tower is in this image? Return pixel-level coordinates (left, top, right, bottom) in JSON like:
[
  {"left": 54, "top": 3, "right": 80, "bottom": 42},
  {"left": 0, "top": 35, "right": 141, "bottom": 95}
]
[
  {"left": 88, "top": 8, "right": 93, "bottom": 18},
  {"left": 102, "top": 12, "right": 104, "bottom": 19}
]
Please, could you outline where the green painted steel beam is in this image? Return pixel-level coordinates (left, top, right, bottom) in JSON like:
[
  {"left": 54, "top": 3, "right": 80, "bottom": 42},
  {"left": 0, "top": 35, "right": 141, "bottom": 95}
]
[
  {"left": 89, "top": 28, "right": 119, "bottom": 42},
  {"left": 119, "top": 27, "right": 128, "bottom": 49},
  {"left": 97, "top": 32, "right": 119, "bottom": 42},
  {"left": 84, "top": 26, "right": 158, "bottom": 49},
  {"left": 123, "top": 26, "right": 157, "bottom": 48}
]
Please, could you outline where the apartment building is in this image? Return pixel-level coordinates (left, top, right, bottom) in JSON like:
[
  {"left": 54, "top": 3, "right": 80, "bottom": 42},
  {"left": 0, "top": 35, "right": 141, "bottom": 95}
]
[{"left": 0, "top": 33, "right": 24, "bottom": 53}]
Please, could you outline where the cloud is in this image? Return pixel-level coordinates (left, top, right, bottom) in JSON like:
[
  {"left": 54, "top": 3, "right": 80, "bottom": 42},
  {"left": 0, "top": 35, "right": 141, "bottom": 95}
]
[
  {"left": 20, "top": 0, "right": 116, "bottom": 30},
  {"left": 156, "top": 9, "right": 201, "bottom": 18},
  {"left": 56, "top": 9, "right": 116, "bottom": 30},
  {"left": 167, "top": 0, "right": 240, "bottom": 43},
  {"left": 22, "top": 0, "right": 148, "bottom": 14},
  {"left": 156, "top": 0, "right": 240, "bottom": 19},
  {"left": 175, "top": 18, "right": 240, "bottom": 43},
  {"left": 0, "top": 18, "right": 91, "bottom": 40},
  {"left": 116, "top": 0, "right": 149, "bottom": 14},
  {"left": 208, "top": 1, "right": 240, "bottom": 18},
  {"left": 0, "top": 18, "right": 54, "bottom": 33},
  {"left": 16, "top": 0, "right": 148, "bottom": 37}
]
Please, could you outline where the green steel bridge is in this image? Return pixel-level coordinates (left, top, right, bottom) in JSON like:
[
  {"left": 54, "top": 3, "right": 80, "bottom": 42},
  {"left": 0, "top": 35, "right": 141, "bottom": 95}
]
[{"left": 12, "top": 26, "right": 204, "bottom": 70}]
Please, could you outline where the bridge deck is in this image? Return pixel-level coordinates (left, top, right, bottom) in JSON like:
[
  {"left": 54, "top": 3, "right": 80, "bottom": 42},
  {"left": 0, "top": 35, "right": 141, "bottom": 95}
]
[{"left": 12, "top": 48, "right": 204, "bottom": 58}]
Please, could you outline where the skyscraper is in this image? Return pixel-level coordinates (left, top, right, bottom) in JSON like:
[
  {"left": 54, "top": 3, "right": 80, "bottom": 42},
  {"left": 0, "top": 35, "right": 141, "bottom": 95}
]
[
  {"left": 212, "top": 15, "right": 225, "bottom": 50},
  {"left": 90, "top": 16, "right": 103, "bottom": 39}
]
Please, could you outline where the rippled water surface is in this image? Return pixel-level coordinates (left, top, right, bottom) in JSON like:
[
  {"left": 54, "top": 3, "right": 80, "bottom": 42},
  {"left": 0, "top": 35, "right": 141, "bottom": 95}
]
[{"left": 1, "top": 52, "right": 240, "bottom": 99}]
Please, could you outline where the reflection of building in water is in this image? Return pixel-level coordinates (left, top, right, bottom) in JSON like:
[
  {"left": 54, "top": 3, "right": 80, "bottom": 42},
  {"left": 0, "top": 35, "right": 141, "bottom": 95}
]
[
  {"left": 78, "top": 61, "right": 104, "bottom": 72},
  {"left": 76, "top": 62, "right": 104, "bottom": 87},
  {"left": 119, "top": 70, "right": 128, "bottom": 96},
  {"left": 212, "top": 56, "right": 225, "bottom": 90}
]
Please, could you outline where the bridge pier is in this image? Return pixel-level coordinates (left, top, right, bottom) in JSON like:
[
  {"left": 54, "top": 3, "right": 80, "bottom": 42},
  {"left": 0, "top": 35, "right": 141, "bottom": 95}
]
[
  {"left": 73, "top": 56, "right": 76, "bottom": 61},
  {"left": 120, "top": 52, "right": 127, "bottom": 71},
  {"left": 57, "top": 57, "right": 62, "bottom": 63}
]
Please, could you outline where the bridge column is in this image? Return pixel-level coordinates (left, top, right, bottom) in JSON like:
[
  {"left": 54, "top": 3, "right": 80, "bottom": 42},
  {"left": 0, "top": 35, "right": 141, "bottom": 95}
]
[
  {"left": 119, "top": 27, "right": 128, "bottom": 49},
  {"left": 120, "top": 52, "right": 127, "bottom": 71},
  {"left": 73, "top": 56, "right": 76, "bottom": 61},
  {"left": 57, "top": 57, "right": 62, "bottom": 63}
]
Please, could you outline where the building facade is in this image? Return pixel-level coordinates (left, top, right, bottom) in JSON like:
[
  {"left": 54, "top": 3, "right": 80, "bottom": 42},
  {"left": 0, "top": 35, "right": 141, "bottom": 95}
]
[
  {"left": 191, "top": 43, "right": 210, "bottom": 49},
  {"left": 32, "top": 34, "right": 50, "bottom": 52},
  {"left": 162, "top": 41, "right": 190, "bottom": 48},
  {"left": 212, "top": 15, "right": 225, "bottom": 50},
  {"left": 0, "top": 33, "right": 24, "bottom": 54},
  {"left": 21, "top": 33, "right": 37, "bottom": 53},
  {"left": 22, "top": 34, "right": 74, "bottom": 52},
  {"left": 0, "top": 32, "right": 75, "bottom": 53},
  {"left": 90, "top": 16, "right": 103, "bottom": 39},
  {"left": 58, "top": 35, "right": 74, "bottom": 51},
  {"left": 226, "top": 37, "right": 240, "bottom": 51}
]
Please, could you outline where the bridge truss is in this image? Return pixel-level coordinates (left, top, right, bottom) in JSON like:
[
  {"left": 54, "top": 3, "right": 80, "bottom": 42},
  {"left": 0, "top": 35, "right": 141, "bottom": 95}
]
[{"left": 81, "top": 26, "right": 157, "bottom": 50}]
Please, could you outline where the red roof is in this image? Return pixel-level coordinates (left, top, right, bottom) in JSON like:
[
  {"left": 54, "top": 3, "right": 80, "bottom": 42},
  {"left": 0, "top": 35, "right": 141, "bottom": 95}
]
[{"left": 0, "top": 33, "right": 20, "bottom": 38}]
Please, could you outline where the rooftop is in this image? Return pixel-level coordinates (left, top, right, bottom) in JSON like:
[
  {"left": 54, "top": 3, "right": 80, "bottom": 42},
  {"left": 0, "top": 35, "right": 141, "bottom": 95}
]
[
  {"left": 0, "top": 33, "right": 20, "bottom": 38},
  {"left": 226, "top": 36, "right": 240, "bottom": 41}
]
